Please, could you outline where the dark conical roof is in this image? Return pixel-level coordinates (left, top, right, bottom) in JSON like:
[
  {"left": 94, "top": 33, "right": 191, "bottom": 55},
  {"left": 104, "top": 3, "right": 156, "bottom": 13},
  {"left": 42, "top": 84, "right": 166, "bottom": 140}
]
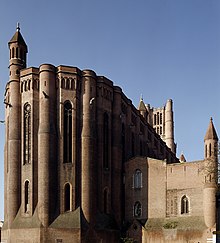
[
  {"left": 204, "top": 117, "right": 218, "bottom": 141},
  {"left": 8, "top": 24, "right": 27, "bottom": 49},
  {"left": 179, "top": 153, "right": 186, "bottom": 162},
  {"left": 138, "top": 98, "right": 147, "bottom": 111}
]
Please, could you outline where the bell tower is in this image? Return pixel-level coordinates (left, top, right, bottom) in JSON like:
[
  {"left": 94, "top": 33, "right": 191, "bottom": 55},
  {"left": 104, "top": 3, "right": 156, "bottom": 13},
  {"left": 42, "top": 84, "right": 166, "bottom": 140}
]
[
  {"left": 203, "top": 117, "right": 218, "bottom": 229},
  {"left": 5, "top": 23, "right": 28, "bottom": 228},
  {"left": 8, "top": 23, "right": 28, "bottom": 72}
]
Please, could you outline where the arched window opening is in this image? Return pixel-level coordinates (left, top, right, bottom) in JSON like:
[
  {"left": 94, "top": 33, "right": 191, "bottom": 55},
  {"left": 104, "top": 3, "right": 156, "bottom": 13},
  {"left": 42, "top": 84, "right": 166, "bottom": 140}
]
[
  {"left": 134, "top": 169, "right": 142, "bottom": 189},
  {"left": 66, "top": 79, "right": 70, "bottom": 89},
  {"left": 61, "top": 78, "right": 65, "bottom": 88},
  {"left": 71, "top": 79, "right": 74, "bottom": 90},
  {"left": 64, "top": 101, "right": 72, "bottom": 163},
  {"left": 134, "top": 201, "right": 142, "bottom": 217},
  {"left": 209, "top": 143, "right": 212, "bottom": 157},
  {"left": 181, "top": 195, "right": 189, "bottom": 214},
  {"left": 205, "top": 145, "right": 207, "bottom": 158},
  {"left": 131, "top": 132, "right": 135, "bottom": 157},
  {"left": 157, "top": 112, "right": 159, "bottom": 125},
  {"left": 160, "top": 113, "right": 162, "bottom": 124},
  {"left": 20, "top": 48, "right": 23, "bottom": 60},
  {"left": 21, "top": 82, "right": 23, "bottom": 93},
  {"left": 12, "top": 47, "right": 15, "bottom": 58},
  {"left": 103, "top": 113, "right": 109, "bottom": 169},
  {"left": 24, "top": 103, "right": 31, "bottom": 164},
  {"left": 16, "top": 47, "right": 19, "bottom": 58},
  {"left": 64, "top": 183, "right": 71, "bottom": 212},
  {"left": 27, "top": 80, "right": 31, "bottom": 90},
  {"left": 24, "top": 180, "right": 30, "bottom": 213},
  {"left": 104, "top": 188, "right": 108, "bottom": 214},
  {"left": 154, "top": 114, "right": 157, "bottom": 125}
]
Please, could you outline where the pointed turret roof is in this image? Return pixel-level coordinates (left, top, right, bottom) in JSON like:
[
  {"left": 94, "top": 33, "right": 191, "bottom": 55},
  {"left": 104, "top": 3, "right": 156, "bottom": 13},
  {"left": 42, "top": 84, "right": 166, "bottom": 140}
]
[
  {"left": 8, "top": 23, "right": 27, "bottom": 49},
  {"left": 204, "top": 117, "right": 218, "bottom": 141},
  {"left": 138, "top": 97, "right": 147, "bottom": 112},
  {"left": 179, "top": 152, "right": 186, "bottom": 162}
]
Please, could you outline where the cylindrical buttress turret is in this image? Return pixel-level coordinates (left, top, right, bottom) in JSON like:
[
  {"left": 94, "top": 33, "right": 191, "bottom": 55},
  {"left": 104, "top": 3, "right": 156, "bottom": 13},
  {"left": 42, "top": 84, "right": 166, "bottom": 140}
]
[
  {"left": 38, "top": 64, "right": 57, "bottom": 227},
  {"left": 203, "top": 183, "right": 216, "bottom": 228},
  {"left": 165, "top": 99, "right": 175, "bottom": 153},
  {"left": 7, "top": 80, "right": 21, "bottom": 227},
  {"left": 81, "top": 70, "right": 97, "bottom": 223}
]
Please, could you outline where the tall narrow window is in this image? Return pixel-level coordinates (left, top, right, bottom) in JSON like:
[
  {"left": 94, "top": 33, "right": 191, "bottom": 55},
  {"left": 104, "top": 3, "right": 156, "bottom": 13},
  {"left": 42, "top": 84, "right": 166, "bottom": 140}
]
[
  {"left": 181, "top": 195, "right": 189, "bottom": 214},
  {"left": 20, "top": 48, "right": 23, "bottom": 60},
  {"left": 66, "top": 79, "right": 70, "bottom": 89},
  {"left": 12, "top": 47, "right": 15, "bottom": 58},
  {"left": 104, "top": 188, "right": 108, "bottom": 214},
  {"left": 16, "top": 47, "right": 19, "bottom": 58},
  {"left": 64, "top": 101, "right": 72, "bottom": 163},
  {"left": 64, "top": 183, "right": 71, "bottom": 212},
  {"left": 160, "top": 113, "right": 162, "bottom": 124},
  {"left": 154, "top": 114, "right": 157, "bottom": 125},
  {"left": 24, "top": 180, "right": 30, "bottom": 213},
  {"left": 134, "top": 169, "right": 142, "bottom": 188},
  {"left": 103, "top": 113, "right": 109, "bottom": 169},
  {"left": 209, "top": 143, "right": 212, "bottom": 157},
  {"left": 205, "top": 144, "right": 207, "bottom": 158},
  {"left": 157, "top": 112, "right": 159, "bottom": 125},
  {"left": 134, "top": 201, "right": 142, "bottom": 217},
  {"left": 24, "top": 103, "right": 31, "bottom": 164}
]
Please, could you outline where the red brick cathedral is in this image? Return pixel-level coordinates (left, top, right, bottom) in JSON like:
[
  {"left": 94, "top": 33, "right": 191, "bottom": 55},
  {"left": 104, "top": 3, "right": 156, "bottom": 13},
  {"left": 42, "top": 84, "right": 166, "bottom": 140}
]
[{"left": 2, "top": 25, "right": 219, "bottom": 243}]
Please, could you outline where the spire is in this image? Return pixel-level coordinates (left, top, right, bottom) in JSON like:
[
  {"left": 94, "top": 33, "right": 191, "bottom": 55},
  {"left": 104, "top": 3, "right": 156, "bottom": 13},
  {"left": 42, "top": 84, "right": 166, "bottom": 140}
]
[
  {"left": 179, "top": 152, "right": 186, "bottom": 163},
  {"left": 8, "top": 23, "right": 27, "bottom": 50},
  {"left": 16, "top": 22, "right": 20, "bottom": 32},
  {"left": 138, "top": 96, "right": 147, "bottom": 112},
  {"left": 204, "top": 117, "right": 218, "bottom": 141}
]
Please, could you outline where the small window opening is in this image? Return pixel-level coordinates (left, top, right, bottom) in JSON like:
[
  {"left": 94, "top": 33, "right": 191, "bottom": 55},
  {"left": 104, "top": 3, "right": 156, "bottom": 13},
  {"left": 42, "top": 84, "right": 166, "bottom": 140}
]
[
  {"left": 134, "top": 169, "right": 142, "bottom": 188},
  {"left": 64, "top": 183, "right": 71, "bottom": 212},
  {"left": 181, "top": 195, "right": 189, "bottom": 214},
  {"left": 134, "top": 201, "right": 142, "bottom": 217},
  {"left": 24, "top": 180, "right": 30, "bottom": 213}
]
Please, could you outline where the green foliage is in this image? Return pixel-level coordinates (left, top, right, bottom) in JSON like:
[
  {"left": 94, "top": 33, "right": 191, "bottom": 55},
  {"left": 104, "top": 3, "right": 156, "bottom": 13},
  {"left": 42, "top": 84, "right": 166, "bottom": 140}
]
[{"left": 163, "top": 221, "right": 178, "bottom": 229}]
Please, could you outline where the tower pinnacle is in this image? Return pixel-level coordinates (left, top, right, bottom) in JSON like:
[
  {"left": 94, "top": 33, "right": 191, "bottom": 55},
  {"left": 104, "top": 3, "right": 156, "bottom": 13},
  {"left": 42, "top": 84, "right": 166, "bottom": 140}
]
[
  {"left": 16, "top": 22, "right": 20, "bottom": 32},
  {"left": 204, "top": 117, "right": 218, "bottom": 141}
]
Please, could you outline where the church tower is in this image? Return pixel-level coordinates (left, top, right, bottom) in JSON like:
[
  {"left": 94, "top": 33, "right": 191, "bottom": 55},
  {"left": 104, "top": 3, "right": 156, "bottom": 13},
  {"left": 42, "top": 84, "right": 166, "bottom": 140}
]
[
  {"left": 4, "top": 24, "right": 28, "bottom": 228},
  {"left": 203, "top": 117, "right": 218, "bottom": 229}
]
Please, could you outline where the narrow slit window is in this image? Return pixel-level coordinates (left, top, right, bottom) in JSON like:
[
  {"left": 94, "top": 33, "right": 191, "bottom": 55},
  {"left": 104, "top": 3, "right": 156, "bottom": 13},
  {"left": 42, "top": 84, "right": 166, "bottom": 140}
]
[
  {"left": 24, "top": 103, "right": 31, "bottom": 164},
  {"left": 24, "top": 180, "right": 30, "bottom": 213},
  {"left": 64, "top": 183, "right": 71, "bottom": 212},
  {"left": 64, "top": 101, "right": 72, "bottom": 163},
  {"left": 134, "top": 169, "right": 142, "bottom": 189}
]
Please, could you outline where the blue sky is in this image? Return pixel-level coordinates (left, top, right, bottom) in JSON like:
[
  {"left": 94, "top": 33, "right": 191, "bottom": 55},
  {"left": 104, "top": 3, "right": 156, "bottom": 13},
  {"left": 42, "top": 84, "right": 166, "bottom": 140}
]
[{"left": 0, "top": 0, "right": 220, "bottom": 220}]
